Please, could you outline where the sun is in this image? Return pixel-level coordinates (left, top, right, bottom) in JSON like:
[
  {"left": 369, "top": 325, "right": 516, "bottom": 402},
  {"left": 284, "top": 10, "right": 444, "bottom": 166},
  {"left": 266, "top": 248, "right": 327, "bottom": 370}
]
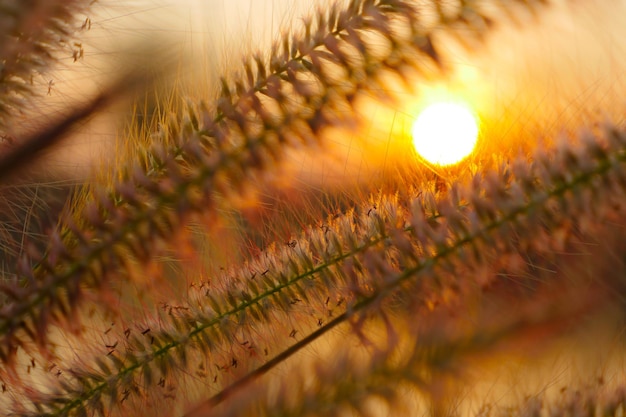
[{"left": 411, "top": 102, "right": 479, "bottom": 166}]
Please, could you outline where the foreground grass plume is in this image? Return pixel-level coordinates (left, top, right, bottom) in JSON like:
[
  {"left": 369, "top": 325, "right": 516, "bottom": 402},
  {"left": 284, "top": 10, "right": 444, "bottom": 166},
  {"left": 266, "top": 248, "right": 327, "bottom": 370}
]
[{"left": 0, "top": 0, "right": 625, "bottom": 416}]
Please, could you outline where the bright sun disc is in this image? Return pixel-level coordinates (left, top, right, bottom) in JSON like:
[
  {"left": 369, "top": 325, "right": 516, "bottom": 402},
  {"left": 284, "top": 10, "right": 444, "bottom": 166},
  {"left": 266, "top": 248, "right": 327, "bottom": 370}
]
[{"left": 411, "top": 102, "right": 479, "bottom": 166}]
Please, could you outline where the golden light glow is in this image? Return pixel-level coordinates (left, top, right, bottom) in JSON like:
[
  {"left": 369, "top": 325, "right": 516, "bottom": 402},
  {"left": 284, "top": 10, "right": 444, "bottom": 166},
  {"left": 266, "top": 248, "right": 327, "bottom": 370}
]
[{"left": 411, "top": 102, "right": 479, "bottom": 166}]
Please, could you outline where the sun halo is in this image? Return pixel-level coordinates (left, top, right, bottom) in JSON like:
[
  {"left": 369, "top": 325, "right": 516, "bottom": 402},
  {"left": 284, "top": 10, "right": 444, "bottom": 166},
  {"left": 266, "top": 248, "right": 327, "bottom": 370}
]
[{"left": 411, "top": 102, "right": 479, "bottom": 166}]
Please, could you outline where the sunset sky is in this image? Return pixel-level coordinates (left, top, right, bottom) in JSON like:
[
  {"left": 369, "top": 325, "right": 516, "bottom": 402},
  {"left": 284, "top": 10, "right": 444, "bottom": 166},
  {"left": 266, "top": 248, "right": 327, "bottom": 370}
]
[{"left": 38, "top": 0, "right": 626, "bottom": 181}]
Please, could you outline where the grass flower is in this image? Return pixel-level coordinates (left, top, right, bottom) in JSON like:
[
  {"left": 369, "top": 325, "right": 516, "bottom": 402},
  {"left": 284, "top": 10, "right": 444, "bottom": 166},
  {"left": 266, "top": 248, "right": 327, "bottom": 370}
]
[{"left": 0, "top": 0, "right": 625, "bottom": 416}]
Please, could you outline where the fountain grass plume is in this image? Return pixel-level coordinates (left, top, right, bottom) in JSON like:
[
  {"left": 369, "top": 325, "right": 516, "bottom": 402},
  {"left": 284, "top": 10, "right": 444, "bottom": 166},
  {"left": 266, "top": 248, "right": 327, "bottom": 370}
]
[
  {"left": 1, "top": 0, "right": 626, "bottom": 416},
  {"left": 0, "top": 0, "right": 88, "bottom": 127},
  {"left": 0, "top": 0, "right": 496, "bottom": 359}
]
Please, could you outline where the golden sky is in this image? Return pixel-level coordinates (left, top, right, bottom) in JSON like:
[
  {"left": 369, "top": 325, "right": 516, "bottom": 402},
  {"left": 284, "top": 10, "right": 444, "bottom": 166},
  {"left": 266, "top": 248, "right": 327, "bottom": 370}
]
[{"left": 34, "top": 0, "right": 626, "bottom": 182}]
